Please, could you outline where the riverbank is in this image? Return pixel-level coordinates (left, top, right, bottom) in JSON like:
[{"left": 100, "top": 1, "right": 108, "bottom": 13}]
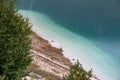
[
  {"left": 29, "top": 32, "right": 100, "bottom": 80},
  {"left": 25, "top": 32, "right": 72, "bottom": 80}
]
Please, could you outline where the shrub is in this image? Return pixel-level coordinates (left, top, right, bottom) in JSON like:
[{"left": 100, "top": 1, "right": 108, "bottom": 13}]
[
  {"left": 63, "top": 60, "right": 92, "bottom": 80},
  {"left": 0, "top": 0, "right": 32, "bottom": 79}
]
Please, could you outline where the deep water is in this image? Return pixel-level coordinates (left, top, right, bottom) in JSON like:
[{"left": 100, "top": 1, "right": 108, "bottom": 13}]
[{"left": 18, "top": 0, "right": 120, "bottom": 80}]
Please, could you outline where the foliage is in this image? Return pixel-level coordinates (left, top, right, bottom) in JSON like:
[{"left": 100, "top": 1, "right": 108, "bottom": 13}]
[
  {"left": 63, "top": 60, "right": 93, "bottom": 80},
  {"left": 0, "top": 0, "right": 32, "bottom": 79}
]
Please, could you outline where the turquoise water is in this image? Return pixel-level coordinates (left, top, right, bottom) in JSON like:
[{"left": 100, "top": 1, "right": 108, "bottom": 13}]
[{"left": 18, "top": 0, "right": 120, "bottom": 80}]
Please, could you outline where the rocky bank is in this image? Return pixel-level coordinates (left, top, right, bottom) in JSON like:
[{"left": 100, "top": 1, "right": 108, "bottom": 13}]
[{"left": 23, "top": 32, "right": 72, "bottom": 80}]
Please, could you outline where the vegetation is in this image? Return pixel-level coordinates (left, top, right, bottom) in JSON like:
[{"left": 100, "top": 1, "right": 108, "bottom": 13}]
[
  {"left": 28, "top": 63, "right": 62, "bottom": 80},
  {"left": 63, "top": 60, "right": 93, "bottom": 80},
  {"left": 0, "top": 0, "right": 32, "bottom": 79}
]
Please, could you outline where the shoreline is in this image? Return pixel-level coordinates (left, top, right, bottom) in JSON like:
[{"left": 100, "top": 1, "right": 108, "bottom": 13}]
[
  {"left": 31, "top": 28, "right": 101, "bottom": 80},
  {"left": 20, "top": 10, "right": 118, "bottom": 80},
  {"left": 30, "top": 31, "right": 101, "bottom": 80},
  {"left": 27, "top": 31, "right": 72, "bottom": 80}
]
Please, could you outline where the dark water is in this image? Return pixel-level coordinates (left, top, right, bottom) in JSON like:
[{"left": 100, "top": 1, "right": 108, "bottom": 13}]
[
  {"left": 18, "top": 0, "right": 120, "bottom": 60},
  {"left": 18, "top": 0, "right": 120, "bottom": 78},
  {"left": 18, "top": 0, "right": 120, "bottom": 38}
]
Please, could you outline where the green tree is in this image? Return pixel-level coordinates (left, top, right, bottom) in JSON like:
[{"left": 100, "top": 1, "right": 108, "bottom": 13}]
[
  {"left": 0, "top": 0, "right": 32, "bottom": 79},
  {"left": 63, "top": 60, "right": 93, "bottom": 80}
]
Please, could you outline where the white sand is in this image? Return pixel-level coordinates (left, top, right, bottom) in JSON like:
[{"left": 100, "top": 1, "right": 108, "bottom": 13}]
[{"left": 20, "top": 10, "right": 119, "bottom": 80}]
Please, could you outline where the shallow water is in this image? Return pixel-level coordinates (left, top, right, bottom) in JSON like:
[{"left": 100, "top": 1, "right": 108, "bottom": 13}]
[
  {"left": 20, "top": 10, "right": 119, "bottom": 80},
  {"left": 18, "top": 0, "right": 120, "bottom": 79}
]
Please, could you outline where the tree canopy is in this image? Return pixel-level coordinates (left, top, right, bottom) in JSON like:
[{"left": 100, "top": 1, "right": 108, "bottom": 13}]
[
  {"left": 63, "top": 60, "right": 93, "bottom": 80},
  {"left": 0, "top": 0, "right": 32, "bottom": 79}
]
